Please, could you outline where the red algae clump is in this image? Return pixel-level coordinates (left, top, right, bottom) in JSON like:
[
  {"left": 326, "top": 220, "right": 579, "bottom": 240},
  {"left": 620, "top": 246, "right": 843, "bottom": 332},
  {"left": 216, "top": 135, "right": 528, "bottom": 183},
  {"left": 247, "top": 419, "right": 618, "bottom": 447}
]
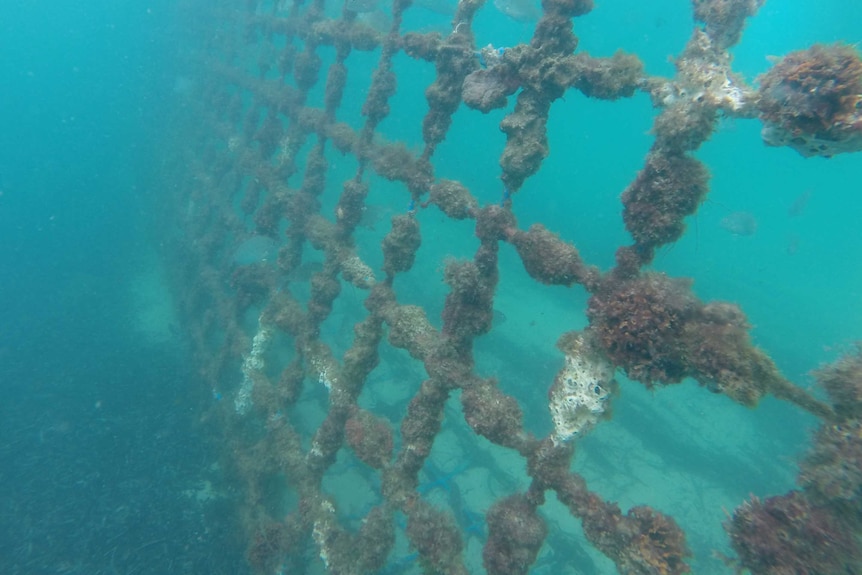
[
  {"left": 758, "top": 43, "right": 862, "bottom": 157},
  {"left": 727, "top": 492, "right": 861, "bottom": 575}
]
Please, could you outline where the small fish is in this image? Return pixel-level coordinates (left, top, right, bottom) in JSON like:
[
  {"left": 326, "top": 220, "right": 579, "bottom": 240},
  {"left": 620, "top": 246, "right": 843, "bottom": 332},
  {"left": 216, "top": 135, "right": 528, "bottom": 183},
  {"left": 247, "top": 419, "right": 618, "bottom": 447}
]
[
  {"left": 787, "top": 189, "right": 811, "bottom": 217},
  {"left": 720, "top": 211, "right": 758, "bottom": 236},
  {"left": 276, "top": 261, "right": 325, "bottom": 292},
  {"left": 357, "top": 9, "right": 391, "bottom": 33},
  {"left": 413, "top": 0, "right": 458, "bottom": 16},
  {"left": 358, "top": 204, "right": 392, "bottom": 231},
  {"left": 345, "top": 0, "right": 378, "bottom": 13},
  {"left": 786, "top": 233, "right": 800, "bottom": 255},
  {"left": 232, "top": 235, "right": 278, "bottom": 266},
  {"left": 493, "top": 0, "right": 542, "bottom": 22},
  {"left": 172, "top": 75, "right": 194, "bottom": 96},
  {"left": 285, "top": 261, "right": 324, "bottom": 283}
]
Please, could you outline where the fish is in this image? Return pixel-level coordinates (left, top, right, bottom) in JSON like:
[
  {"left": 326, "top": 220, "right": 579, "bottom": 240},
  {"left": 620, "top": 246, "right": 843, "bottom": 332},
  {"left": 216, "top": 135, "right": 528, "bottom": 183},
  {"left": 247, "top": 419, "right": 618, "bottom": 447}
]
[
  {"left": 345, "top": 0, "right": 378, "bottom": 13},
  {"left": 493, "top": 0, "right": 542, "bottom": 22},
  {"left": 787, "top": 189, "right": 811, "bottom": 217},
  {"left": 358, "top": 204, "right": 391, "bottom": 231},
  {"left": 357, "top": 9, "right": 391, "bottom": 33},
  {"left": 278, "top": 260, "right": 323, "bottom": 291},
  {"left": 276, "top": 261, "right": 325, "bottom": 292},
  {"left": 413, "top": 0, "right": 458, "bottom": 16},
  {"left": 493, "top": 308, "right": 507, "bottom": 325},
  {"left": 172, "top": 75, "right": 194, "bottom": 96},
  {"left": 232, "top": 235, "right": 278, "bottom": 266},
  {"left": 287, "top": 261, "right": 324, "bottom": 282},
  {"left": 720, "top": 211, "right": 758, "bottom": 236},
  {"left": 786, "top": 233, "right": 800, "bottom": 255}
]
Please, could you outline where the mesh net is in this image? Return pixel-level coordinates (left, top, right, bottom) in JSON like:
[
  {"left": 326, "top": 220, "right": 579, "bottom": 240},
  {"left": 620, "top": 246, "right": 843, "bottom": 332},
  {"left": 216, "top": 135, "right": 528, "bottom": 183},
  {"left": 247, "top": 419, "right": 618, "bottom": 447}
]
[{"left": 159, "top": 0, "right": 862, "bottom": 573}]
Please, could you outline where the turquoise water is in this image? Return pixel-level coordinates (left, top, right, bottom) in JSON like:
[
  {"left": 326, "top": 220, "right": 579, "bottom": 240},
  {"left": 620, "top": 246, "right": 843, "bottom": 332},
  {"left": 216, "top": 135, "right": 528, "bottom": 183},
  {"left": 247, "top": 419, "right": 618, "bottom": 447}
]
[
  {"left": 0, "top": 1, "right": 248, "bottom": 572},
  {"left": 1, "top": 1, "right": 861, "bottom": 573}
]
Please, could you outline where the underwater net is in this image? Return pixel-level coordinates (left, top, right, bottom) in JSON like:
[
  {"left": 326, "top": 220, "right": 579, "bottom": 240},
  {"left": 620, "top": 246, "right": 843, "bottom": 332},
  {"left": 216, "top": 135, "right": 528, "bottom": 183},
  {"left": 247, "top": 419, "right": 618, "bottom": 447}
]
[{"left": 160, "top": 0, "right": 862, "bottom": 573}]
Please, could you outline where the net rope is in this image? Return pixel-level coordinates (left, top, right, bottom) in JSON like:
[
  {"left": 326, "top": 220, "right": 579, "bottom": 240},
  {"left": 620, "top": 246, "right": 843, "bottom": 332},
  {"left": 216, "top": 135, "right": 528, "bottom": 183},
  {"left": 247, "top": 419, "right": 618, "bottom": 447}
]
[{"left": 160, "top": 0, "right": 862, "bottom": 573}]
